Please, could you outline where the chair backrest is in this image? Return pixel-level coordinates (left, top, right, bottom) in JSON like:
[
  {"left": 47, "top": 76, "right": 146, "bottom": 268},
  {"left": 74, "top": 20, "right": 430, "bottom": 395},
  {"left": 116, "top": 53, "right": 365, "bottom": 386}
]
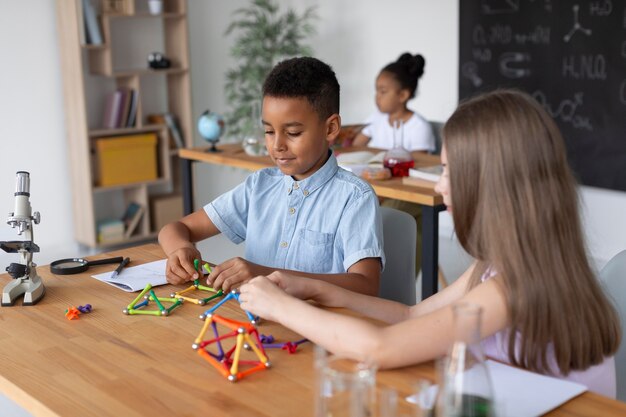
[
  {"left": 378, "top": 206, "right": 417, "bottom": 305},
  {"left": 600, "top": 250, "right": 626, "bottom": 401},
  {"left": 429, "top": 121, "right": 444, "bottom": 155}
]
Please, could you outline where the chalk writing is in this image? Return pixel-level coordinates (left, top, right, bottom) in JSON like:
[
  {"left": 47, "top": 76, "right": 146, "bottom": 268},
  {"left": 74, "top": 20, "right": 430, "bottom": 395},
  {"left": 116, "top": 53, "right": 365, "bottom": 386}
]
[
  {"left": 589, "top": 0, "right": 612, "bottom": 16},
  {"left": 562, "top": 54, "right": 607, "bottom": 80},
  {"left": 472, "top": 48, "right": 492, "bottom": 62},
  {"left": 481, "top": 0, "right": 519, "bottom": 15},
  {"left": 499, "top": 52, "right": 531, "bottom": 78},
  {"left": 514, "top": 26, "right": 550, "bottom": 45},
  {"left": 564, "top": 4, "right": 592, "bottom": 43},
  {"left": 533, "top": 91, "right": 592, "bottom": 131}
]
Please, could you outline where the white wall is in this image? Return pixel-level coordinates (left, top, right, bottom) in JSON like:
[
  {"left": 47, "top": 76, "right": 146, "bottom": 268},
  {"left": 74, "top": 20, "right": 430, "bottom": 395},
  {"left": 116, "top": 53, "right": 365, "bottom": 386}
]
[
  {"left": 0, "top": 0, "right": 623, "bottom": 272},
  {"left": 0, "top": 1, "right": 78, "bottom": 269}
]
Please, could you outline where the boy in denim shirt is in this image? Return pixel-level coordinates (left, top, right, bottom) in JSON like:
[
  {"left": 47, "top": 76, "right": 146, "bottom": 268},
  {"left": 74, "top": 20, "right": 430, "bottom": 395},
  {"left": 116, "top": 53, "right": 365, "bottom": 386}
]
[{"left": 159, "top": 57, "right": 384, "bottom": 295}]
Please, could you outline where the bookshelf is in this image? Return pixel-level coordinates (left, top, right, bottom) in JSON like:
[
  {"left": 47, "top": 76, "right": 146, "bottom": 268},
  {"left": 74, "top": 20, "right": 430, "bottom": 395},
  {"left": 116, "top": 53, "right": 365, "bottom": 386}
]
[{"left": 55, "top": 0, "right": 192, "bottom": 248}]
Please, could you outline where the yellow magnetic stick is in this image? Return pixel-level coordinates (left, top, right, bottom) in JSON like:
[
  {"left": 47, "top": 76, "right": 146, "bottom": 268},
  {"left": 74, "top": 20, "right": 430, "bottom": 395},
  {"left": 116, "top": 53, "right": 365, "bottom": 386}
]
[{"left": 203, "top": 263, "right": 212, "bottom": 274}]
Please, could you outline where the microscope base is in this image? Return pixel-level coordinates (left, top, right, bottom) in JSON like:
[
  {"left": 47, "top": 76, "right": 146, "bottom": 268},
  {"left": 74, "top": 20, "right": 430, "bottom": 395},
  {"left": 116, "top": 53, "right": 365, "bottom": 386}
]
[{"left": 1, "top": 275, "right": 45, "bottom": 306}]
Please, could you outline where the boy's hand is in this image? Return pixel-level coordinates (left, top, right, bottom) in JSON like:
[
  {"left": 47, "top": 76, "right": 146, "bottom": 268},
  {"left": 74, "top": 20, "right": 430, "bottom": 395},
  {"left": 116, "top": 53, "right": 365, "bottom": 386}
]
[
  {"left": 206, "top": 257, "right": 271, "bottom": 292},
  {"left": 238, "top": 276, "right": 289, "bottom": 322},
  {"left": 165, "top": 247, "right": 202, "bottom": 285}
]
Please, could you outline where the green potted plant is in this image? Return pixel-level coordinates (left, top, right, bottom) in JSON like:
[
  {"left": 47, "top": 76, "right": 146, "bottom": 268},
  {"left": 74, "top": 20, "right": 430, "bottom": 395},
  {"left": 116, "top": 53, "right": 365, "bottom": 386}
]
[{"left": 224, "top": 0, "right": 317, "bottom": 141}]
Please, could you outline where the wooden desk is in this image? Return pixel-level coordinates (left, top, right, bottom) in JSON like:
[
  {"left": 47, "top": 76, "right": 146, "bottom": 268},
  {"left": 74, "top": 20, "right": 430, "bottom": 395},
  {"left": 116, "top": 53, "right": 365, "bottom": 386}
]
[
  {"left": 0, "top": 245, "right": 624, "bottom": 416},
  {"left": 179, "top": 144, "right": 445, "bottom": 300}
]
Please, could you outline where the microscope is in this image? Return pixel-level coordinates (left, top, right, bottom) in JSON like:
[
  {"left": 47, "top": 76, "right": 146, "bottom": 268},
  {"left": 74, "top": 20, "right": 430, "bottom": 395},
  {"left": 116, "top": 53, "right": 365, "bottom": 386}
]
[{"left": 0, "top": 171, "right": 45, "bottom": 306}]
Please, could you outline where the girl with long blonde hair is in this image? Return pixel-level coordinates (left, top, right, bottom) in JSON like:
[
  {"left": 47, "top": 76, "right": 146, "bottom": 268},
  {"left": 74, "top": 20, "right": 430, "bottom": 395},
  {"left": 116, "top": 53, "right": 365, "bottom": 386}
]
[{"left": 238, "top": 89, "right": 621, "bottom": 397}]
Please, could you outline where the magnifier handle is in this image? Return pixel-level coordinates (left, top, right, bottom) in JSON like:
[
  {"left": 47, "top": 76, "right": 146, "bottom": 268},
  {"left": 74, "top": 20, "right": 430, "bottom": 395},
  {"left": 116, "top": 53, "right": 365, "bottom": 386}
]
[{"left": 88, "top": 256, "right": 124, "bottom": 266}]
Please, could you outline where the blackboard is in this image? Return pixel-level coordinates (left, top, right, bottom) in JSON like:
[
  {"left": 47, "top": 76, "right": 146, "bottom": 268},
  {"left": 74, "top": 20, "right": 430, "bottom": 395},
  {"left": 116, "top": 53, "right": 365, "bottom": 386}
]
[{"left": 459, "top": 0, "right": 626, "bottom": 192}]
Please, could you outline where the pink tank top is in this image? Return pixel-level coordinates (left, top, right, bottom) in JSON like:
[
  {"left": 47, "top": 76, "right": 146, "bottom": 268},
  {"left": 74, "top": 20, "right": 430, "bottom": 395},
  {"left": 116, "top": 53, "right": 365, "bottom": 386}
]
[{"left": 479, "top": 268, "right": 617, "bottom": 398}]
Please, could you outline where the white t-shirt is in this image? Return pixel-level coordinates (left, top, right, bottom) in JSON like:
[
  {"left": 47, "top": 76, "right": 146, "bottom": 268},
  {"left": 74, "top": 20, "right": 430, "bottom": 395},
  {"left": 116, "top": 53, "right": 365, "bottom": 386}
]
[{"left": 361, "top": 110, "right": 436, "bottom": 152}]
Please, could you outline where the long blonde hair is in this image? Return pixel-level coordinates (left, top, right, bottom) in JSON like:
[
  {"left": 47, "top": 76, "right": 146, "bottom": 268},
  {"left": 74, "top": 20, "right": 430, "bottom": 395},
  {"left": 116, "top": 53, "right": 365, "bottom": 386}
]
[{"left": 443, "top": 89, "right": 620, "bottom": 375}]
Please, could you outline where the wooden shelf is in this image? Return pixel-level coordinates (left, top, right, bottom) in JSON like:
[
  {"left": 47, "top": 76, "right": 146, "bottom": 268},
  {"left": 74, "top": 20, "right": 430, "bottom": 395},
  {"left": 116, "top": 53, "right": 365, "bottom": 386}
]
[
  {"left": 56, "top": 0, "right": 192, "bottom": 248},
  {"left": 93, "top": 178, "right": 170, "bottom": 194},
  {"left": 95, "top": 231, "right": 159, "bottom": 249},
  {"left": 91, "top": 67, "right": 188, "bottom": 77},
  {"left": 89, "top": 124, "right": 166, "bottom": 137},
  {"left": 106, "top": 12, "right": 185, "bottom": 19}
]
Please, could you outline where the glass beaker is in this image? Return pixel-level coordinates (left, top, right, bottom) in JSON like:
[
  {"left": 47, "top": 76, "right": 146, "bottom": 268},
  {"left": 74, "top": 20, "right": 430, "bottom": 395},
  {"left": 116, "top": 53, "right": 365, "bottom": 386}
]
[
  {"left": 241, "top": 101, "right": 266, "bottom": 156},
  {"left": 383, "top": 120, "right": 414, "bottom": 177},
  {"left": 314, "top": 345, "right": 378, "bottom": 417},
  {"left": 435, "top": 302, "right": 494, "bottom": 417}
]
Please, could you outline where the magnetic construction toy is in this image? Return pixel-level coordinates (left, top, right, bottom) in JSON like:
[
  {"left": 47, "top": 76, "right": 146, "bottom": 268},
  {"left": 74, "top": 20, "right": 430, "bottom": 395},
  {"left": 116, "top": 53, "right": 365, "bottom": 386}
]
[
  {"left": 199, "top": 289, "right": 258, "bottom": 325},
  {"left": 123, "top": 283, "right": 183, "bottom": 316},
  {"left": 171, "top": 261, "right": 223, "bottom": 305},
  {"left": 258, "top": 334, "right": 309, "bottom": 354},
  {"left": 193, "top": 313, "right": 270, "bottom": 382}
]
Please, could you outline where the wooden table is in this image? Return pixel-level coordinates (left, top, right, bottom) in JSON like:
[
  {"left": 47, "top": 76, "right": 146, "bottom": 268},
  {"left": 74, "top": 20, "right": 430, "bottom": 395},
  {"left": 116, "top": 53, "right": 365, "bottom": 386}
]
[
  {"left": 0, "top": 245, "right": 624, "bottom": 416},
  {"left": 179, "top": 144, "right": 445, "bottom": 300}
]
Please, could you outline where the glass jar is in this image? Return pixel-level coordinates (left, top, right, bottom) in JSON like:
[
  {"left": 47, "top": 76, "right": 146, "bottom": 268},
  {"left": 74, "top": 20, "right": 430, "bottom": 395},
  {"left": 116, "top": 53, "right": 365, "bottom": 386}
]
[{"left": 383, "top": 120, "right": 414, "bottom": 177}]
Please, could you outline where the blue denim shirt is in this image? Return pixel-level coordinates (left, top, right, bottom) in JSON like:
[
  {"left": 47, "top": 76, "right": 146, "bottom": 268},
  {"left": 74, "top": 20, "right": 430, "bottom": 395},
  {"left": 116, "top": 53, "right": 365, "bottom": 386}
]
[{"left": 204, "top": 152, "right": 384, "bottom": 274}]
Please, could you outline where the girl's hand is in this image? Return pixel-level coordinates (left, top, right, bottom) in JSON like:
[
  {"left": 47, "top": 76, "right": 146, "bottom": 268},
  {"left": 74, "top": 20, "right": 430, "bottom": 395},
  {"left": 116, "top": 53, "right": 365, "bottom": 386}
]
[
  {"left": 238, "top": 276, "right": 290, "bottom": 322},
  {"left": 265, "top": 271, "right": 316, "bottom": 300},
  {"left": 165, "top": 247, "right": 202, "bottom": 284},
  {"left": 206, "top": 257, "right": 271, "bottom": 292}
]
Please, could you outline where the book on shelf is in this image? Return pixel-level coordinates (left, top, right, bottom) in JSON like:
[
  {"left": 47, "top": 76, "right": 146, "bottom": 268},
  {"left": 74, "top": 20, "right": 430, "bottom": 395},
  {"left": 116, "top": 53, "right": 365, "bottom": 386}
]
[
  {"left": 82, "top": 0, "right": 103, "bottom": 45},
  {"left": 75, "top": 0, "right": 86, "bottom": 45},
  {"left": 408, "top": 165, "right": 443, "bottom": 182},
  {"left": 117, "top": 88, "right": 132, "bottom": 128},
  {"left": 97, "top": 218, "right": 124, "bottom": 243},
  {"left": 163, "top": 113, "right": 185, "bottom": 148},
  {"left": 147, "top": 113, "right": 185, "bottom": 148},
  {"left": 102, "top": 90, "right": 123, "bottom": 129},
  {"left": 121, "top": 202, "right": 144, "bottom": 238},
  {"left": 102, "top": 89, "right": 136, "bottom": 129},
  {"left": 126, "top": 90, "right": 138, "bottom": 128}
]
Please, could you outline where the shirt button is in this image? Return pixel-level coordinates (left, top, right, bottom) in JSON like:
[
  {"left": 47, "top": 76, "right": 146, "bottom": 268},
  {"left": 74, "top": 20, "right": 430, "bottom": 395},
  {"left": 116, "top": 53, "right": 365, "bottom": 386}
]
[
  {"left": 303, "top": 190, "right": 310, "bottom": 196},
  {"left": 280, "top": 241, "right": 288, "bottom": 248},
  {"left": 287, "top": 188, "right": 292, "bottom": 194},
  {"left": 293, "top": 183, "right": 300, "bottom": 190},
  {"left": 289, "top": 207, "right": 296, "bottom": 214}
]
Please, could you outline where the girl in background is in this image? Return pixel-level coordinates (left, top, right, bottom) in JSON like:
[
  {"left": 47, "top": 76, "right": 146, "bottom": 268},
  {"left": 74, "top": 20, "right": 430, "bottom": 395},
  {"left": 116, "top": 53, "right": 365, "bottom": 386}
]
[
  {"left": 239, "top": 89, "right": 621, "bottom": 397},
  {"left": 354, "top": 52, "right": 436, "bottom": 276},
  {"left": 353, "top": 52, "right": 435, "bottom": 153}
]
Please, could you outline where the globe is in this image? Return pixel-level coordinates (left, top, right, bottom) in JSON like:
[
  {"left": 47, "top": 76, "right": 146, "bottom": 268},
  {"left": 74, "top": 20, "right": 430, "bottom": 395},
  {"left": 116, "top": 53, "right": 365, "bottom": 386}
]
[{"left": 198, "top": 110, "right": 225, "bottom": 152}]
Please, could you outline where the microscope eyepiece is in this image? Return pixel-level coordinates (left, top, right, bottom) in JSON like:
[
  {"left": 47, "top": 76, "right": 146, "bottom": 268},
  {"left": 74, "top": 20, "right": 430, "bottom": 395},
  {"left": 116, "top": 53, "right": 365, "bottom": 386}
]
[{"left": 15, "top": 171, "right": 30, "bottom": 196}]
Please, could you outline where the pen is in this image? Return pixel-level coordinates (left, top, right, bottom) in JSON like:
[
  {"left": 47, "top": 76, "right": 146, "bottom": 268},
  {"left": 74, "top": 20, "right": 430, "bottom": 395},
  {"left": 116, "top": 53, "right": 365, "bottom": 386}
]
[{"left": 110, "top": 257, "right": 130, "bottom": 279}]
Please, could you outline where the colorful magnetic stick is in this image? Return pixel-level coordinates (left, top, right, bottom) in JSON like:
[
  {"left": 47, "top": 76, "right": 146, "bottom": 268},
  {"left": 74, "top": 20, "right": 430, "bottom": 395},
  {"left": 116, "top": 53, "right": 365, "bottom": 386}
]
[
  {"left": 262, "top": 337, "right": 309, "bottom": 354},
  {"left": 193, "top": 314, "right": 270, "bottom": 382},
  {"left": 200, "top": 289, "right": 258, "bottom": 325}
]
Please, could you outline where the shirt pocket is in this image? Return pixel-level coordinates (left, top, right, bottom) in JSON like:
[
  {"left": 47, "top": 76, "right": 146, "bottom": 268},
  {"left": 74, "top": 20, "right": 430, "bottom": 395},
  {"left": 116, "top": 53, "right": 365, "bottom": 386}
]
[{"left": 293, "top": 229, "right": 334, "bottom": 273}]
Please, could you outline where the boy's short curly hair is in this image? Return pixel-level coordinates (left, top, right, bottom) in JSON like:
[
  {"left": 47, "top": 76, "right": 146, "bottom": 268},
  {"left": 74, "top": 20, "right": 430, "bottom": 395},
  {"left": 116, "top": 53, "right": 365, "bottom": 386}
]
[{"left": 262, "top": 57, "right": 340, "bottom": 120}]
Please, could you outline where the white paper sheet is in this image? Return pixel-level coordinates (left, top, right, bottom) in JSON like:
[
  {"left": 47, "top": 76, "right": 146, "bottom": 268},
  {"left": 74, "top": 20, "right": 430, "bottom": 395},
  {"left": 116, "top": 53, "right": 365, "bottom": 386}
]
[
  {"left": 406, "top": 359, "right": 587, "bottom": 417},
  {"left": 91, "top": 259, "right": 168, "bottom": 292}
]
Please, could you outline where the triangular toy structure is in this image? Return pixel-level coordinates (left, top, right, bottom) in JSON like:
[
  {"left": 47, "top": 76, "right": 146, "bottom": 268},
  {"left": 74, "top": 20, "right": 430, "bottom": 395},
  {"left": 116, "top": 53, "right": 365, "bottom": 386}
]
[
  {"left": 171, "top": 279, "right": 223, "bottom": 306},
  {"left": 193, "top": 313, "right": 270, "bottom": 382},
  {"left": 123, "top": 283, "right": 183, "bottom": 316}
]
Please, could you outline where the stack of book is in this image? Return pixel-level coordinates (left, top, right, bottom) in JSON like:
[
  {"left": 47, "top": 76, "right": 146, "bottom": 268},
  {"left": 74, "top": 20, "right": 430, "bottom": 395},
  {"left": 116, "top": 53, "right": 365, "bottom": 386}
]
[
  {"left": 97, "top": 219, "right": 124, "bottom": 243},
  {"left": 401, "top": 165, "right": 443, "bottom": 189},
  {"left": 102, "top": 88, "right": 138, "bottom": 129}
]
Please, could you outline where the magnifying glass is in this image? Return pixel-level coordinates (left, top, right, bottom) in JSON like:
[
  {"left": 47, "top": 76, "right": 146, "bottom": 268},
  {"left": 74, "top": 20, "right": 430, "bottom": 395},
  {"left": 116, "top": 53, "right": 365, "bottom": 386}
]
[{"left": 50, "top": 256, "right": 124, "bottom": 275}]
